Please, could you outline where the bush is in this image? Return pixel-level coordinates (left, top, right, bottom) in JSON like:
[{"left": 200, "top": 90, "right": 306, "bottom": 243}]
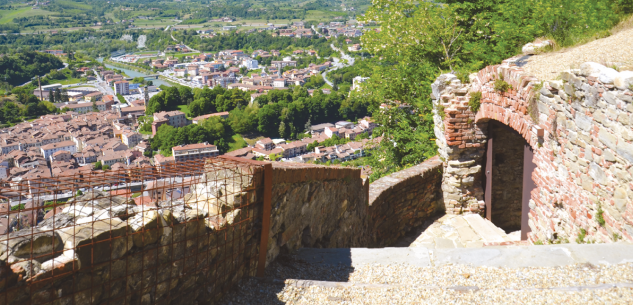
[
  {"left": 11, "top": 203, "right": 25, "bottom": 211},
  {"left": 468, "top": 92, "right": 482, "bottom": 113},
  {"left": 494, "top": 78, "right": 512, "bottom": 92}
]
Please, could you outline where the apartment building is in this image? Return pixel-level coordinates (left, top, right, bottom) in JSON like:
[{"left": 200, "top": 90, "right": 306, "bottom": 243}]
[
  {"left": 172, "top": 142, "right": 220, "bottom": 162},
  {"left": 121, "top": 130, "right": 143, "bottom": 148},
  {"left": 40, "top": 141, "right": 77, "bottom": 160},
  {"left": 114, "top": 81, "right": 130, "bottom": 95},
  {"left": 151, "top": 110, "right": 190, "bottom": 136}
]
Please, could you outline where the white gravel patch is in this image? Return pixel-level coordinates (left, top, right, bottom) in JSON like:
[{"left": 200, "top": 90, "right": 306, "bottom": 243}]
[{"left": 523, "top": 28, "right": 633, "bottom": 80}]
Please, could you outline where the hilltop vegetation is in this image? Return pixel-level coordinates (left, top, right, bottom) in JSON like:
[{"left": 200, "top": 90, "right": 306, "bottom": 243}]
[
  {"left": 0, "top": 50, "right": 64, "bottom": 86},
  {"left": 351, "top": 0, "right": 633, "bottom": 180}
]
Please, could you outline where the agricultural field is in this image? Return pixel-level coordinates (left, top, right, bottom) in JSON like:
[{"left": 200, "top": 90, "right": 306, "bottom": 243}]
[{"left": 0, "top": 6, "right": 55, "bottom": 24}]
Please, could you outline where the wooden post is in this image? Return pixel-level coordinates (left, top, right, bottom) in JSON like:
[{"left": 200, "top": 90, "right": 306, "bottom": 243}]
[
  {"left": 485, "top": 136, "right": 493, "bottom": 221},
  {"left": 521, "top": 144, "right": 536, "bottom": 240},
  {"left": 256, "top": 163, "right": 273, "bottom": 277}
]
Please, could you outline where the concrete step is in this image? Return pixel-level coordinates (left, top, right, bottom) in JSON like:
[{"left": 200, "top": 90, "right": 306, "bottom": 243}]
[
  {"left": 463, "top": 214, "right": 507, "bottom": 243},
  {"left": 407, "top": 214, "right": 524, "bottom": 249},
  {"left": 294, "top": 243, "right": 633, "bottom": 268}
]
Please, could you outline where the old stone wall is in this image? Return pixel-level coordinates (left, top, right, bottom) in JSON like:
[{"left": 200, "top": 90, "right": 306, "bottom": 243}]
[
  {"left": 433, "top": 58, "right": 633, "bottom": 243},
  {"left": 1, "top": 158, "right": 449, "bottom": 304},
  {"left": 367, "top": 156, "right": 444, "bottom": 247},
  {"left": 264, "top": 163, "right": 370, "bottom": 266},
  {"left": 0, "top": 164, "right": 264, "bottom": 305}
]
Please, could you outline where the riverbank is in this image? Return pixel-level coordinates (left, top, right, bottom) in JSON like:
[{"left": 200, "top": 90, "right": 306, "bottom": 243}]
[{"left": 98, "top": 58, "right": 172, "bottom": 87}]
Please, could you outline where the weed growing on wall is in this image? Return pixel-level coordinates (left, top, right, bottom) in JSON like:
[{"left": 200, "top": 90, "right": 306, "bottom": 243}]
[
  {"left": 494, "top": 74, "right": 512, "bottom": 92},
  {"left": 596, "top": 205, "right": 606, "bottom": 227},
  {"left": 436, "top": 103, "right": 446, "bottom": 120},
  {"left": 576, "top": 228, "right": 587, "bottom": 243},
  {"left": 468, "top": 91, "right": 482, "bottom": 113},
  {"left": 527, "top": 82, "right": 543, "bottom": 123}
]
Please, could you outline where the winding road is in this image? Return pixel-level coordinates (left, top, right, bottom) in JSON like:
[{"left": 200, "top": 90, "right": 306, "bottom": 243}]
[{"left": 322, "top": 44, "right": 355, "bottom": 87}]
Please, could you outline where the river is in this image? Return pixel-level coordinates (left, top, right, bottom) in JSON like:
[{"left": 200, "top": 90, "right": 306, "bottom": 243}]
[{"left": 97, "top": 58, "right": 172, "bottom": 87}]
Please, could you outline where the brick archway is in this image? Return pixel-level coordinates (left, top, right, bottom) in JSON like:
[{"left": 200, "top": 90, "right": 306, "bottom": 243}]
[{"left": 432, "top": 58, "right": 633, "bottom": 244}]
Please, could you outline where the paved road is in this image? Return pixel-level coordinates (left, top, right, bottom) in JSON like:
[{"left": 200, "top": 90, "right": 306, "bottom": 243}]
[
  {"left": 322, "top": 43, "right": 355, "bottom": 87},
  {"left": 93, "top": 69, "right": 115, "bottom": 96}
]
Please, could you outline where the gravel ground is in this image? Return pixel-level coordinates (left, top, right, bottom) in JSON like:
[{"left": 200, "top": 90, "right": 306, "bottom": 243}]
[
  {"left": 221, "top": 253, "right": 633, "bottom": 304},
  {"left": 279, "top": 286, "right": 633, "bottom": 304},
  {"left": 523, "top": 27, "right": 633, "bottom": 80}
]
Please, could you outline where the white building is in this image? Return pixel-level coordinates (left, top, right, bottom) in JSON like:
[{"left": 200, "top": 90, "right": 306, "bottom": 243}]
[
  {"left": 172, "top": 142, "right": 220, "bottom": 162},
  {"left": 1, "top": 143, "right": 20, "bottom": 155},
  {"left": 324, "top": 127, "right": 340, "bottom": 139},
  {"left": 352, "top": 76, "right": 370, "bottom": 91},
  {"left": 0, "top": 160, "right": 9, "bottom": 180},
  {"left": 114, "top": 81, "right": 130, "bottom": 95},
  {"left": 243, "top": 59, "right": 258, "bottom": 70},
  {"left": 121, "top": 130, "right": 143, "bottom": 148},
  {"left": 40, "top": 141, "right": 77, "bottom": 160},
  {"left": 273, "top": 79, "right": 286, "bottom": 88}
]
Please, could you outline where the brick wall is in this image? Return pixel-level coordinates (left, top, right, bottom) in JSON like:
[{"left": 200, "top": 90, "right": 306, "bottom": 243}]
[{"left": 433, "top": 58, "right": 633, "bottom": 243}]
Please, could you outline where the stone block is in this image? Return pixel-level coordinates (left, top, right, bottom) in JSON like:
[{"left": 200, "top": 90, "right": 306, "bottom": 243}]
[
  {"left": 616, "top": 141, "right": 633, "bottom": 164},
  {"left": 575, "top": 113, "right": 593, "bottom": 131},
  {"left": 614, "top": 71, "right": 633, "bottom": 90},
  {"left": 588, "top": 163, "right": 608, "bottom": 185},
  {"left": 598, "top": 128, "right": 617, "bottom": 151},
  {"left": 129, "top": 210, "right": 163, "bottom": 248},
  {"left": 2, "top": 229, "right": 63, "bottom": 263},
  {"left": 58, "top": 218, "right": 132, "bottom": 269}
]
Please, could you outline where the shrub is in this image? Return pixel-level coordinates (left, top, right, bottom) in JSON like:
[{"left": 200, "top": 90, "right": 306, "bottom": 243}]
[
  {"left": 494, "top": 78, "right": 512, "bottom": 92},
  {"left": 468, "top": 92, "right": 482, "bottom": 113},
  {"left": 455, "top": 70, "right": 470, "bottom": 84}
]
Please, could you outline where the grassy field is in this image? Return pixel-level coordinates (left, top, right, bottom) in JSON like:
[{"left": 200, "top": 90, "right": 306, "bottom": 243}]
[
  {"left": 177, "top": 104, "right": 191, "bottom": 117},
  {"left": 166, "top": 52, "right": 202, "bottom": 60},
  {"left": 228, "top": 134, "right": 248, "bottom": 152},
  {"left": 0, "top": 7, "right": 56, "bottom": 24},
  {"left": 56, "top": 0, "right": 92, "bottom": 10},
  {"left": 54, "top": 78, "right": 83, "bottom": 85},
  {"left": 133, "top": 18, "right": 173, "bottom": 27}
]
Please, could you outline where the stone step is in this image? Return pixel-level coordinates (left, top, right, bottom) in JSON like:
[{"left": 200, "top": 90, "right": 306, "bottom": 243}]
[{"left": 462, "top": 214, "right": 508, "bottom": 243}]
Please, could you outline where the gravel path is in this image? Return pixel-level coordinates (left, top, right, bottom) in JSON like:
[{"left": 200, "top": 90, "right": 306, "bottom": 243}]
[
  {"left": 221, "top": 253, "right": 633, "bottom": 304},
  {"left": 523, "top": 28, "right": 633, "bottom": 80}
]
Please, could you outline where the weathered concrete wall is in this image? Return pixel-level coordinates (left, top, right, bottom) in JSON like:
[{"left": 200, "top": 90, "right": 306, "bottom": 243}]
[
  {"left": 368, "top": 156, "right": 444, "bottom": 247},
  {"left": 264, "top": 163, "right": 370, "bottom": 266},
  {"left": 433, "top": 58, "right": 633, "bottom": 243}
]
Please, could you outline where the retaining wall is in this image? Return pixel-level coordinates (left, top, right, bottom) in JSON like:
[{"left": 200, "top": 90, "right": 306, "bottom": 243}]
[{"left": 367, "top": 156, "right": 444, "bottom": 247}]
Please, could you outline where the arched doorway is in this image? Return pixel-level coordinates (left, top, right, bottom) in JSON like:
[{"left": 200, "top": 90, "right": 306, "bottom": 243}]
[{"left": 483, "top": 120, "right": 536, "bottom": 240}]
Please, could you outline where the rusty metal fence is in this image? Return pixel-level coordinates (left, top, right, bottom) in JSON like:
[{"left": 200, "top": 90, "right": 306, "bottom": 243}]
[{"left": 0, "top": 157, "right": 270, "bottom": 304}]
